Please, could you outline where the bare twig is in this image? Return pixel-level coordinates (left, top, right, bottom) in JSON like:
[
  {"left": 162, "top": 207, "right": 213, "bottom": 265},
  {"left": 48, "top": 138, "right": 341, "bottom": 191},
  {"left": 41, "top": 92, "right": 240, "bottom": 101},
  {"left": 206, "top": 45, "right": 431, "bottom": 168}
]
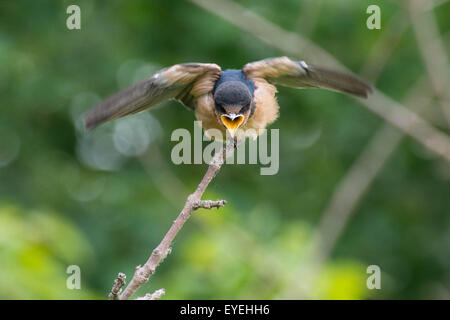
[
  {"left": 408, "top": 0, "right": 450, "bottom": 127},
  {"left": 193, "top": 199, "right": 227, "bottom": 210},
  {"left": 108, "top": 272, "right": 126, "bottom": 300},
  {"left": 135, "top": 288, "right": 166, "bottom": 300},
  {"left": 116, "top": 141, "right": 234, "bottom": 300}
]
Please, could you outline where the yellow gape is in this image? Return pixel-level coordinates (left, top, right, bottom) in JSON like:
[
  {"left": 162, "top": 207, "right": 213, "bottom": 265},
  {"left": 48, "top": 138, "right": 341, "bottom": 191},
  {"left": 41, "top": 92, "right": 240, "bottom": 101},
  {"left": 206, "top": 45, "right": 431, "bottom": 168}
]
[{"left": 221, "top": 114, "right": 244, "bottom": 131}]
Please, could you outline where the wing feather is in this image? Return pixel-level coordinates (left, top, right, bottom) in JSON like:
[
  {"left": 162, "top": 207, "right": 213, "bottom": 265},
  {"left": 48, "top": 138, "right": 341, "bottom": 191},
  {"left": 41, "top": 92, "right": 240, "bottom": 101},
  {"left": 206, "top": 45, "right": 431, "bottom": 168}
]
[
  {"left": 84, "top": 63, "right": 221, "bottom": 130},
  {"left": 242, "top": 57, "right": 371, "bottom": 98}
]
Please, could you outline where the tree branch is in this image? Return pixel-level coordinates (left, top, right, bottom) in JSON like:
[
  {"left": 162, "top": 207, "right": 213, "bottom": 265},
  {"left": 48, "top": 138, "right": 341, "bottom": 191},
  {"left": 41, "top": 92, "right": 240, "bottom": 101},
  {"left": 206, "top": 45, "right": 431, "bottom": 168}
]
[
  {"left": 135, "top": 288, "right": 166, "bottom": 300},
  {"left": 115, "top": 141, "right": 234, "bottom": 300},
  {"left": 108, "top": 272, "right": 126, "bottom": 300}
]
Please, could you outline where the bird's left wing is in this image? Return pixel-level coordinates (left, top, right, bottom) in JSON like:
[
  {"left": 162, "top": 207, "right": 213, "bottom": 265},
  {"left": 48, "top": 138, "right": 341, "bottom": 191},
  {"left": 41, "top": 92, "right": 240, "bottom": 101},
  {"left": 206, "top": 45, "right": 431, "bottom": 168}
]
[
  {"left": 84, "top": 63, "right": 221, "bottom": 130},
  {"left": 243, "top": 57, "right": 371, "bottom": 98}
]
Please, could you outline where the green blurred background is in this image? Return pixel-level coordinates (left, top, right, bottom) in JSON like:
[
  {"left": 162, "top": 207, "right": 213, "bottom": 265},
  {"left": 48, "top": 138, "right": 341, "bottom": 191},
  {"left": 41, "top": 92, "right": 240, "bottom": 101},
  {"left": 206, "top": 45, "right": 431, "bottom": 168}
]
[{"left": 0, "top": 0, "right": 449, "bottom": 299}]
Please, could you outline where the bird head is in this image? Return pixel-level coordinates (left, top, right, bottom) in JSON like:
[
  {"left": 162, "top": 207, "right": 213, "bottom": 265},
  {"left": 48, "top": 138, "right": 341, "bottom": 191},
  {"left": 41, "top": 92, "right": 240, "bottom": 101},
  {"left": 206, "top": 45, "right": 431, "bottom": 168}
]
[{"left": 213, "top": 81, "right": 253, "bottom": 138}]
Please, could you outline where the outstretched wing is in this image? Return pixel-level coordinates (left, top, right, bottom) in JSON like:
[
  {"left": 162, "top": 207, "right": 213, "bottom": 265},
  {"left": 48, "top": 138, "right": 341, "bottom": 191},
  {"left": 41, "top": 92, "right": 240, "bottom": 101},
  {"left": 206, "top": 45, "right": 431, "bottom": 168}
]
[
  {"left": 242, "top": 57, "right": 371, "bottom": 98},
  {"left": 84, "top": 63, "right": 221, "bottom": 130}
]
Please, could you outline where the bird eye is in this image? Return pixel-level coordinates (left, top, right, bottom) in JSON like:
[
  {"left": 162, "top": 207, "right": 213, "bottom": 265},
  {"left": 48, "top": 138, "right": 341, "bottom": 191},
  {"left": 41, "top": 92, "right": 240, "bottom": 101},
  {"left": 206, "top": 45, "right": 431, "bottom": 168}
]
[
  {"left": 241, "top": 103, "right": 250, "bottom": 112},
  {"left": 216, "top": 104, "right": 226, "bottom": 113}
]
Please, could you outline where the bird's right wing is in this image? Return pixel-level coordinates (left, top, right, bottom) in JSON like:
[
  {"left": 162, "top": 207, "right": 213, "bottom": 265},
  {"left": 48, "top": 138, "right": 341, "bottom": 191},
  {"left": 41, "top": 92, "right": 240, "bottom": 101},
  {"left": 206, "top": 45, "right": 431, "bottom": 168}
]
[
  {"left": 84, "top": 63, "right": 221, "bottom": 130},
  {"left": 243, "top": 57, "right": 371, "bottom": 98}
]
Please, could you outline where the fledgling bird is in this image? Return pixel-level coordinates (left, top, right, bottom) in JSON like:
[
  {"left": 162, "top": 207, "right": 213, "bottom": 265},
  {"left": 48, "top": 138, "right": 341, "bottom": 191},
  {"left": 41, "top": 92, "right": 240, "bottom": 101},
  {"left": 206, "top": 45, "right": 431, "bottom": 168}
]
[{"left": 84, "top": 57, "right": 371, "bottom": 139}]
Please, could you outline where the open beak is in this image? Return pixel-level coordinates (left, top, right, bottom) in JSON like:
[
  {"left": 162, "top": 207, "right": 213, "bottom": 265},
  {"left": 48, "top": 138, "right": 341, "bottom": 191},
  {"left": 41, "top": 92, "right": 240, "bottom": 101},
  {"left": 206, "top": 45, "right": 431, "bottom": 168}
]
[{"left": 221, "top": 114, "right": 244, "bottom": 137}]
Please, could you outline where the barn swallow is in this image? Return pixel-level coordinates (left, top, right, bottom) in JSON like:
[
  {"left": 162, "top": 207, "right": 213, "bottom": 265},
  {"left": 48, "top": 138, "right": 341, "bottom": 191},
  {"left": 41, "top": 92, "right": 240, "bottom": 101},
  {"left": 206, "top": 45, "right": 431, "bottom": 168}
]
[{"left": 84, "top": 57, "right": 371, "bottom": 139}]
